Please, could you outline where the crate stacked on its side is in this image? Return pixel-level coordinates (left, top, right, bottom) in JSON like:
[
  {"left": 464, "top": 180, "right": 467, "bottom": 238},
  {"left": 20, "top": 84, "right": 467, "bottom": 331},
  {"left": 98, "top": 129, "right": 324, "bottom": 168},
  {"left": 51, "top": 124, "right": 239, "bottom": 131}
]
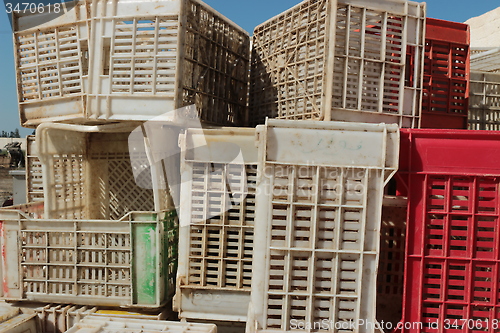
[
  {"left": 468, "top": 72, "right": 500, "bottom": 130},
  {"left": 248, "top": 120, "right": 399, "bottom": 332},
  {"left": 250, "top": 0, "right": 426, "bottom": 128},
  {"left": 420, "top": 18, "right": 470, "bottom": 129},
  {"left": 175, "top": 128, "right": 257, "bottom": 322},
  {"left": 398, "top": 129, "right": 500, "bottom": 331},
  {"left": 13, "top": 0, "right": 250, "bottom": 127}
]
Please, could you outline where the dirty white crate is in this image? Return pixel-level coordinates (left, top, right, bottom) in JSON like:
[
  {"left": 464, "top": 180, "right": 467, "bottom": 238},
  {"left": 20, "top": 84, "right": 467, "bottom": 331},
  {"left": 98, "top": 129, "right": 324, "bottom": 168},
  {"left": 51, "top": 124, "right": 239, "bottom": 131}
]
[
  {"left": 248, "top": 120, "right": 399, "bottom": 333},
  {"left": 468, "top": 71, "right": 500, "bottom": 130},
  {"left": 376, "top": 196, "right": 406, "bottom": 329},
  {"left": 0, "top": 205, "right": 178, "bottom": 308},
  {"left": 65, "top": 315, "right": 217, "bottom": 333},
  {"left": 175, "top": 128, "right": 257, "bottom": 322},
  {"left": 13, "top": 0, "right": 249, "bottom": 128},
  {"left": 470, "top": 46, "right": 500, "bottom": 73},
  {"left": 36, "top": 122, "right": 175, "bottom": 220},
  {"left": 34, "top": 304, "right": 97, "bottom": 333},
  {"left": 249, "top": 0, "right": 425, "bottom": 128},
  {"left": 26, "top": 136, "right": 43, "bottom": 204}
]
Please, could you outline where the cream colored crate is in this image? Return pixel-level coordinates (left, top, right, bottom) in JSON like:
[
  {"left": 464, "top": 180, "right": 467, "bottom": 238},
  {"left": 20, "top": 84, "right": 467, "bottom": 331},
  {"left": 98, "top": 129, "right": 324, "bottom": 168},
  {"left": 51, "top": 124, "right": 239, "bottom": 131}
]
[
  {"left": 175, "top": 128, "right": 257, "bottom": 322},
  {"left": 250, "top": 0, "right": 425, "bottom": 128},
  {"left": 248, "top": 120, "right": 399, "bottom": 333},
  {"left": 469, "top": 71, "right": 500, "bottom": 130},
  {"left": 13, "top": 0, "right": 249, "bottom": 128}
]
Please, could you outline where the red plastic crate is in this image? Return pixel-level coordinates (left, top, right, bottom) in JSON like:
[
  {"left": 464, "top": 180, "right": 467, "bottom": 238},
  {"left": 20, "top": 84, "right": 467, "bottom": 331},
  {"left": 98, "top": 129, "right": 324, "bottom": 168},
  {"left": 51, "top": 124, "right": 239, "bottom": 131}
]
[
  {"left": 398, "top": 129, "right": 500, "bottom": 332},
  {"left": 421, "top": 18, "right": 470, "bottom": 129}
]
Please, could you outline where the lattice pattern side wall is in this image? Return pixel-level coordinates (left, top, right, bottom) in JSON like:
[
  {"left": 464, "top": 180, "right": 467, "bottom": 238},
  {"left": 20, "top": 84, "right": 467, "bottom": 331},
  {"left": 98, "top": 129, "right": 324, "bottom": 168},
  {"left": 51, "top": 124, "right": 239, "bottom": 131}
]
[
  {"left": 182, "top": 0, "right": 250, "bottom": 126},
  {"left": 26, "top": 137, "right": 43, "bottom": 203},
  {"left": 260, "top": 165, "right": 381, "bottom": 332},
  {"left": 16, "top": 25, "right": 83, "bottom": 102},
  {"left": 422, "top": 41, "right": 469, "bottom": 115},
  {"left": 186, "top": 163, "right": 256, "bottom": 290},
  {"left": 108, "top": 17, "right": 179, "bottom": 96},
  {"left": 22, "top": 228, "right": 132, "bottom": 299},
  {"left": 250, "top": 0, "right": 328, "bottom": 125},
  {"left": 51, "top": 155, "right": 85, "bottom": 219},
  {"left": 90, "top": 152, "right": 155, "bottom": 220}
]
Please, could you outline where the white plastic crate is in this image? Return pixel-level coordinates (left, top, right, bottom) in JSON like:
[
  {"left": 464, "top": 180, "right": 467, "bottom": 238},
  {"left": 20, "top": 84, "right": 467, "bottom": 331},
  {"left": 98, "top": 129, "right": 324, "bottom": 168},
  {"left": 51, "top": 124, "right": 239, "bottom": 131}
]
[
  {"left": 34, "top": 304, "right": 97, "bottom": 333},
  {"left": 64, "top": 315, "right": 217, "bottom": 333},
  {"left": 470, "top": 46, "right": 500, "bottom": 73},
  {"left": 36, "top": 122, "right": 176, "bottom": 220},
  {"left": 0, "top": 205, "right": 178, "bottom": 308},
  {"left": 13, "top": 0, "right": 249, "bottom": 128},
  {"left": 468, "top": 71, "right": 500, "bottom": 130},
  {"left": 376, "top": 196, "right": 406, "bottom": 329},
  {"left": 175, "top": 128, "right": 257, "bottom": 322},
  {"left": 26, "top": 136, "right": 43, "bottom": 204},
  {"left": 248, "top": 119, "right": 399, "bottom": 333},
  {"left": 249, "top": 0, "right": 425, "bottom": 128}
]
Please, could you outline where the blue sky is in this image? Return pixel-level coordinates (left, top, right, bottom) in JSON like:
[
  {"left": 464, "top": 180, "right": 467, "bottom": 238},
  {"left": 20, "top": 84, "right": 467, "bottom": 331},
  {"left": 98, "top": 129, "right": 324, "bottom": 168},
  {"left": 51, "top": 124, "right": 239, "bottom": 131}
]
[{"left": 0, "top": 0, "right": 499, "bottom": 137}]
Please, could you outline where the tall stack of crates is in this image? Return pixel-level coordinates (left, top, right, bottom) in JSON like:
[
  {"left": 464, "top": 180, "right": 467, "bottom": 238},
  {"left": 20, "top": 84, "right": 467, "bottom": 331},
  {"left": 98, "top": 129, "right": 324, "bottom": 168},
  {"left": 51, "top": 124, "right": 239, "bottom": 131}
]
[
  {"left": 2, "top": 0, "right": 251, "bottom": 331},
  {"left": 420, "top": 18, "right": 470, "bottom": 129}
]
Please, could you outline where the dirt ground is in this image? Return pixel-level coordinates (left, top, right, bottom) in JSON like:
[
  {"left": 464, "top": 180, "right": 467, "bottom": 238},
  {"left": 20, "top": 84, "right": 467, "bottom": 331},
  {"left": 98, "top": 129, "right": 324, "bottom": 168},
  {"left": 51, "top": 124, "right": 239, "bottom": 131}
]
[{"left": 0, "top": 157, "right": 13, "bottom": 206}]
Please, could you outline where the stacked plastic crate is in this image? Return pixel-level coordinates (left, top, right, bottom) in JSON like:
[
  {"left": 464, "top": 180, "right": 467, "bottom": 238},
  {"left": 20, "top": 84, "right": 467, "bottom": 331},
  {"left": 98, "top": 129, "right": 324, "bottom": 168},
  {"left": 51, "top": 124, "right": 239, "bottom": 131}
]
[{"left": 2, "top": 0, "right": 251, "bottom": 331}]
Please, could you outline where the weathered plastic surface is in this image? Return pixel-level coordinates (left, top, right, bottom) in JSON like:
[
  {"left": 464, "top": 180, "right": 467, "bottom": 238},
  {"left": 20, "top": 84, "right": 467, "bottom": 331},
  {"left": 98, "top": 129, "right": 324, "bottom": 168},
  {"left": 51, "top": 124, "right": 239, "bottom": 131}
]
[
  {"left": 64, "top": 315, "right": 217, "bottom": 333},
  {"left": 376, "top": 196, "right": 407, "bottom": 330},
  {"left": 421, "top": 18, "right": 470, "bottom": 129},
  {"left": 0, "top": 204, "right": 178, "bottom": 308},
  {"left": 249, "top": 119, "right": 399, "bottom": 333},
  {"left": 35, "top": 122, "right": 176, "bottom": 220},
  {"left": 250, "top": 0, "right": 425, "bottom": 128},
  {"left": 470, "top": 46, "right": 500, "bottom": 73},
  {"left": 469, "top": 71, "right": 500, "bottom": 130},
  {"left": 175, "top": 128, "right": 257, "bottom": 322},
  {"left": 0, "top": 312, "right": 37, "bottom": 333},
  {"left": 13, "top": 0, "right": 249, "bottom": 128}
]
